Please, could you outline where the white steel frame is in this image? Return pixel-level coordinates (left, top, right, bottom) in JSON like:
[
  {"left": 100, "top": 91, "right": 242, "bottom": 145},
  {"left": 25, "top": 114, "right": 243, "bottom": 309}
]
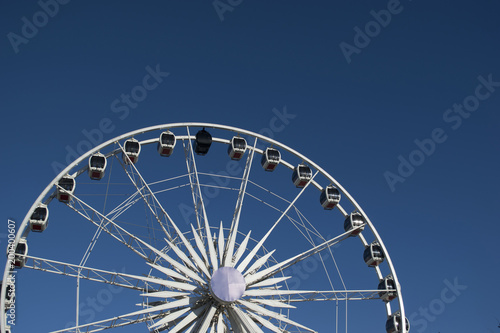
[{"left": 1, "top": 122, "right": 407, "bottom": 333}]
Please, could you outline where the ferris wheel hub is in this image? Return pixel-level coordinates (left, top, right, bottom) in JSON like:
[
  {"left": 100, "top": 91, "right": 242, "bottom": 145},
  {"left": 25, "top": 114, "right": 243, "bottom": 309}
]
[{"left": 209, "top": 267, "right": 246, "bottom": 304}]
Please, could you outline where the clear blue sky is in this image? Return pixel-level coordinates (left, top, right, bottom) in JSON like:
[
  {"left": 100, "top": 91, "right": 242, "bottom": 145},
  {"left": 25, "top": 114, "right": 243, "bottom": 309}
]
[{"left": 1, "top": 1, "right": 500, "bottom": 332}]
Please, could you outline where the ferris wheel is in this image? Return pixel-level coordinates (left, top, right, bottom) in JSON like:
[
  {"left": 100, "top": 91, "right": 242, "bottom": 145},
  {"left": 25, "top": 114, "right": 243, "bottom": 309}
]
[{"left": 1, "top": 123, "right": 409, "bottom": 333}]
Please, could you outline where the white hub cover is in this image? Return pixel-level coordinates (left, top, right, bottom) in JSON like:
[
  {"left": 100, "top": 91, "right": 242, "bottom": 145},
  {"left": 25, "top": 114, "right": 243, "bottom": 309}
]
[{"left": 210, "top": 267, "right": 246, "bottom": 304}]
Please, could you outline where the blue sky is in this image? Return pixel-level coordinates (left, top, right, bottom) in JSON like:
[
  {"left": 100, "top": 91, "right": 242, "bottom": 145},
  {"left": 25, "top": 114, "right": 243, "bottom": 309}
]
[{"left": 1, "top": 0, "right": 500, "bottom": 332}]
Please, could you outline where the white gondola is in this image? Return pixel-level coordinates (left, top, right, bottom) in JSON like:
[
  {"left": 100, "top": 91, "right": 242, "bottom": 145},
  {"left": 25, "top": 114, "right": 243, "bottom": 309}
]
[
  {"left": 56, "top": 175, "right": 75, "bottom": 203},
  {"left": 386, "top": 311, "right": 410, "bottom": 333},
  {"left": 378, "top": 275, "right": 397, "bottom": 302},
  {"left": 292, "top": 164, "right": 312, "bottom": 188},
  {"left": 13, "top": 238, "right": 28, "bottom": 269},
  {"left": 261, "top": 147, "right": 280, "bottom": 171},
  {"left": 157, "top": 130, "right": 176, "bottom": 157},
  {"left": 320, "top": 185, "right": 341, "bottom": 209},
  {"left": 29, "top": 204, "right": 49, "bottom": 232},
  {"left": 122, "top": 138, "right": 141, "bottom": 164},
  {"left": 344, "top": 211, "right": 365, "bottom": 236},
  {"left": 227, "top": 136, "right": 246, "bottom": 160},
  {"left": 88, "top": 152, "right": 107, "bottom": 180},
  {"left": 194, "top": 128, "right": 212, "bottom": 155},
  {"left": 363, "top": 241, "right": 384, "bottom": 267}
]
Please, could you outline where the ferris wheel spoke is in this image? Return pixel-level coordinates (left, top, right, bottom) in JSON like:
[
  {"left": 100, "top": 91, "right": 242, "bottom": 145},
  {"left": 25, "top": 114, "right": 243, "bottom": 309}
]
[
  {"left": 285, "top": 289, "right": 391, "bottom": 302},
  {"left": 237, "top": 171, "right": 319, "bottom": 273},
  {"left": 218, "top": 221, "right": 225, "bottom": 265},
  {"left": 232, "top": 231, "right": 251, "bottom": 267},
  {"left": 191, "top": 302, "right": 218, "bottom": 333},
  {"left": 142, "top": 240, "right": 207, "bottom": 286},
  {"left": 146, "top": 262, "right": 192, "bottom": 282},
  {"left": 245, "top": 226, "right": 360, "bottom": 286},
  {"left": 225, "top": 307, "right": 245, "bottom": 333},
  {"left": 179, "top": 235, "right": 212, "bottom": 278},
  {"left": 140, "top": 290, "right": 190, "bottom": 298},
  {"left": 117, "top": 142, "right": 192, "bottom": 245},
  {"left": 117, "top": 144, "right": 212, "bottom": 273},
  {"left": 243, "top": 288, "right": 387, "bottom": 301},
  {"left": 230, "top": 306, "right": 265, "bottom": 333},
  {"left": 202, "top": 204, "right": 218, "bottom": 272},
  {"left": 166, "top": 301, "right": 211, "bottom": 333},
  {"left": 104, "top": 190, "right": 142, "bottom": 222},
  {"left": 184, "top": 322, "right": 198, "bottom": 333},
  {"left": 147, "top": 306, "right": 191, "bottom": 329},
  {"left": 246, "top": 311, "right": 284, "bottom": 333},
  {"left": 183, "top": 127, "right": 208, "bottom": 231},
  {"left": 217, "top": 311, "right": 227, "bottom": 333},
  {"left": 68, "top": 193, "right": 152, "bottom": 261},
  {"left": 248, "top": 297, "right": 296, "bottom": 309},
  {"left": 117, "top": 143, "right": 213, "bottom": 278},
  {"left": 116, "top": 149, "right": 172, "bottom": 239},
  {"left": 290, "top": 208, "right": 340, "bottom": 291},
  {"left": 50, "top": 313, "right": 163, "bottom": 333},
  {"left": 250, "top": 276, "right": 291, "bottom": 288},
  {"left": 164, "top": 238, "right": 202, "bottom": 275},
  {"left": 191, "top": 224, "right": 210, "bottom": 267},
  {"left": 123, "top": 271, "right": 198, "bottom": 292},
  {"left": 23, "top": 255, "right": 156, "bottom": 291},
  {"left": 237, "top": 299, "right": 316, "bottom": 333},
  {"left": 223, "top": 137, "right": 258, "bottom": 267},
  {"left": 243, "top": 249, "right": 276, "bottom": 276},
  {"left": 68, "top": 193, "right": 205, "bottom": 284},
  {"left": 50, "top": 299, "right": 196, "bottom": 333},
  {"left": 131, "top": 296, "right": 203, "bottom": 318},
  {"left": 183, "top": 127, "right": 218, "bottom": 271},
  {"left": 161, "top": 226, "right": 212, "bottom": 279}
]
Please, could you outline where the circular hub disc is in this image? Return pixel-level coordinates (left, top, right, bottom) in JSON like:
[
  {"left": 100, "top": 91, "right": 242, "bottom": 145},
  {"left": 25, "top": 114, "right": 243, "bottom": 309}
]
[{"left": 210, "top": 267, "right": 246, "bottom": 304}]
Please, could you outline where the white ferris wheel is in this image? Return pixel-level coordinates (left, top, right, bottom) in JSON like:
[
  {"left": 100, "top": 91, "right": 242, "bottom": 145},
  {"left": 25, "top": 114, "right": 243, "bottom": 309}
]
[{"left": 1, "top": 123, "right": 409, "bottom": 333}]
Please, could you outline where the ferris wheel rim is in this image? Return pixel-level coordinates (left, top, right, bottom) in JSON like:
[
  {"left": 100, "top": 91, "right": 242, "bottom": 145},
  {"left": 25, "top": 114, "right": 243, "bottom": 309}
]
[{"left": 1, "top": 122, "right": 406, "bottom": 332}]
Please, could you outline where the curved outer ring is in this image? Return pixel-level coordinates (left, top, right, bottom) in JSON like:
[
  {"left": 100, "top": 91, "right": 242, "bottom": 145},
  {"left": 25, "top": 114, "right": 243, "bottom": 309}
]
[{"left": 1, "top": 122, "right": 406, "bottom": 332}]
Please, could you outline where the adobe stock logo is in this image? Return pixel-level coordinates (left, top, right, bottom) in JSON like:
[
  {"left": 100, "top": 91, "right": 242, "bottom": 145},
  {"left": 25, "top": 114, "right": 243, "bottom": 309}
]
[
  {"left": 212, "top": 0, "right": 243, "bottom": 22},
  {"left": 51, "top": 64, "right": 169, "bottom": 175},
  {"left": 384, "top": 74, "right": 499, "bottom": 192},
  {"left": 409, "top": 277, "right": 467, "bottom": 333},
  {"left": 7, "top": 0, "right": 71, "bottom": 54},
  {"left": 339, "top": 0, "right": 404, "bottom": 64}
]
